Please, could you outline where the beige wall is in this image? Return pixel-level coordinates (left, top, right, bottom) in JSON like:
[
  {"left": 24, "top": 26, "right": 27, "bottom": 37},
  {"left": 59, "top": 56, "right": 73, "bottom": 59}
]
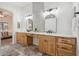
[{"left": 0, "top": 15, "right": 13, "bottom": 35}]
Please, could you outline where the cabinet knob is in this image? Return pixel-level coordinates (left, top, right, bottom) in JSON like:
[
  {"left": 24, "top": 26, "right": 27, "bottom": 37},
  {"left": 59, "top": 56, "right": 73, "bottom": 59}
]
[{"left": 44, "top": 40, "right": 47, "bottom": 42}]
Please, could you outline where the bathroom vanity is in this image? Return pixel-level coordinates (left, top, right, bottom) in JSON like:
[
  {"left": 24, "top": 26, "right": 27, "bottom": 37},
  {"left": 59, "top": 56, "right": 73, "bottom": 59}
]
[
  {"left": 16, "top": 32, "right": 76, "bottom": 56},
  {"left": 15, "top": 2, "right": 77, "bottom": 56}
]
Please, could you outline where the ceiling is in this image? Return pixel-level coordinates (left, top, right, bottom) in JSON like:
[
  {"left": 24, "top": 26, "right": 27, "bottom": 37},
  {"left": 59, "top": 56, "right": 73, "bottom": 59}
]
[{"left": 0, "top": 2, "right": 32, "bottom": 7}]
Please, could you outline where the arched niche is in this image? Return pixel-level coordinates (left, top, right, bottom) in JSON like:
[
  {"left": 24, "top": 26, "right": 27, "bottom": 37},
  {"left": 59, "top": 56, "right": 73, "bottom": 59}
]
[{"left": 0, "top": 8, "right": 13, "bottom": 46}]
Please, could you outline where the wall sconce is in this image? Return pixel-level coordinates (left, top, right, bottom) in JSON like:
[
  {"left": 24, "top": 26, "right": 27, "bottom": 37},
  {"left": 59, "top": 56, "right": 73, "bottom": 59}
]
[{"left": 25, "top": 15, "right": 33, "bottom": 20}]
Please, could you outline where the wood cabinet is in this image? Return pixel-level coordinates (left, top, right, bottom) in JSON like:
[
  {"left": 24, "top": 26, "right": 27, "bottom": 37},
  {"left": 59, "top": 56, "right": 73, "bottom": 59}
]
[
  {"left": 39, "top": 35, "right": 48, "bottom": 53},
  {"left": 56, "top": 37, "right": 76, "bottom": 56},
  {"left": 38, "top": 35, "right": 76, "bottom": 56},
  {"left": 47, "top": 36, "right": 56, "bottom": 55},
  {"left": 39, "top": 35, "right": 56, "bottom": 56},
  {"left": 16, "top": 32, "right": 33, "bottom": 46},
  {"left": 16, "top": 32, "right": 76, "bottom": 56}
]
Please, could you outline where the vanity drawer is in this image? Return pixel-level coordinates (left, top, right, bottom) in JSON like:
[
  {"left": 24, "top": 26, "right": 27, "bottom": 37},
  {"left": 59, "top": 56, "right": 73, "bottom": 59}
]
[
  {"left": 57, "top": 37, "right": 75, "bottom": 45},
  {"left": 57, "top": 43, "right": 73, "bottom": 51},
  {"left": 21, "top": 33, "right": 27, "bottom": 37},
  {"left": 38, "top": 35, "right": 48, "bottom": 40},
  {"left": 33, "top": 34, "right": 39, "bottom": 38},
  {"left": 57, "top": 48, "right": 74, "bottom": 56},
  {"left": 26, "top": 33, "right": 33, "bottom": 37}
]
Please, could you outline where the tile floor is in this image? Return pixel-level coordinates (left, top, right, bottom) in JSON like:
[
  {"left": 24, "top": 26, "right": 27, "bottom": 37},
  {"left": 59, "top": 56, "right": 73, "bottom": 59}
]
[
  {"left": 0, "top": 38, "right": 48, "bottom": 56},
  {"left": 0, "top": 44, "right": 44, "bottom": 56}
]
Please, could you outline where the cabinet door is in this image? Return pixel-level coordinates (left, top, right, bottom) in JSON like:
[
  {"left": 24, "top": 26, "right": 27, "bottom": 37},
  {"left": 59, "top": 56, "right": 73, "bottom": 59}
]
[
  {"left": 16, "top": 33, "right": 26, "bottom": 45},
  {"left": 23, "top": 36, "right": 27, "bottom": 46},
  {"left": 42, "top": 38, "right": 48, "bottom": 53},
  {"left": 47, "top": 36, "right": 56, "bottom": 55},
  {"left": 27, "top": 36, "right": 33, "bottom": 46},
  {"left": 39, "top": 35, "right": 48, "bottom": 53},
  {"left": 39, "top": 35, "right": 44, "bottom": 53},
  {"left": 20, "top": 36, "right": 23, "bottom": 45},
  {"left": 21, "top": 33, "right": 27, "bottom": 46},
  {"left": 16, "top": 33, "right": 21, "bottom": 44}
]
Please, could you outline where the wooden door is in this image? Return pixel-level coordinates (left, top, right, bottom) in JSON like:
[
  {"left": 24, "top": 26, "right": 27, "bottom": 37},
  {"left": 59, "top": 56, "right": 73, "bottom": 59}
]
[
  {"left": 27, "top": 36, "right": 33, "bottom": 46},
  {"left": 39, "top": 35, "right": 45, "bottom": 53},
  {"left": 39, "top": 35, "right": 48, "bottom": 53},
  {"left": 23, "top": 36, "right": 27, "bottom": 46},
  {"left": 16, "top": 33, "right": 21, "bottom": 44},
  {"left": 47, "top": 36, "right": 56, "bottom": 55},
  {"left": 21, "top": 33, "right": 27, "bottom": 46},
  {"left": 16, "top": 32, "right": 26, "bottom": 46}
]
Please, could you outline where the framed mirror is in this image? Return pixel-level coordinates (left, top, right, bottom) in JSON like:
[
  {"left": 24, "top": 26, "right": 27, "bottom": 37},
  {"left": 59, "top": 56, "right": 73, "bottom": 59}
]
[
  {"left": 42, "top": 8, "right": 58, "bottom": 33},
  {"left": 26, "top": 15, "right": 33, "bottom": 32},
  {"left": 45, "top": 14, "right": 57, "bottom": 33}
]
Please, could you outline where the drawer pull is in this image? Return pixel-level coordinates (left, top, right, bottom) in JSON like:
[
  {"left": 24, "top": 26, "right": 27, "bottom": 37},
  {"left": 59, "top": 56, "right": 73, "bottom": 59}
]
[
  {"left": 62, "top": 40, "right": 66, "bottom": 42},
  {"left": 44, "top": 40, "right": 47, "bottom": 42},
  {"left": 62, "top": 47, "right": 67, "bottom": 50},
  {"left": 61, "top": 40, "right": 67, "bottom": 44}
]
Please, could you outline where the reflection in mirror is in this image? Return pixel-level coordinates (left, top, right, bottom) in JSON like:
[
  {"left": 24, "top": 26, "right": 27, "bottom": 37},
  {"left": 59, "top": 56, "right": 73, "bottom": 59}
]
[{"left": 26, "top": 15, "right": 33, "bottom": 32}]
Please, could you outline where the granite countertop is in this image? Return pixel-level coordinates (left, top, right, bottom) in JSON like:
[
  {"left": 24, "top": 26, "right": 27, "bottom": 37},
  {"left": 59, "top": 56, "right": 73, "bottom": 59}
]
[{"left": 16, "top": 31, "right": 76, "bottom": 38}]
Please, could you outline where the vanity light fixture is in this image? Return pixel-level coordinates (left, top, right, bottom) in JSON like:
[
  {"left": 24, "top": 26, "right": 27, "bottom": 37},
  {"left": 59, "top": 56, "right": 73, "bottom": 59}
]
[
  {"left": 75, "top": 12, "right": 79, "bottom": 14},
  {"left": 43, "top": 11, "right": 50, "bottom": 17},
  {"left": 25, "top": 15, "right": 33, "bottom": 20},
  {"left": 43, "top": 7, "right": 58, "bottom": 17},
  {"left": 74, "top": 6, "right": 79, "bottom": 17}
]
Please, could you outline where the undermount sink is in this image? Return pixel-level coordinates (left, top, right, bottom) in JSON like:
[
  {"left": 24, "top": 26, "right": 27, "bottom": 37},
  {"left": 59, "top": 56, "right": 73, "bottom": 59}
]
[{"left": 45, "top": 30, "right": 55, "bottom": 33}]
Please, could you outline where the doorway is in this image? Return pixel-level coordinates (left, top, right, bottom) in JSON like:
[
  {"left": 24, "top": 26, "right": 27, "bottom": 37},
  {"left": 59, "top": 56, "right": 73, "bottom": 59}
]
[{"left": 0, "top": 8, "right": 13, "bottom": 46}]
